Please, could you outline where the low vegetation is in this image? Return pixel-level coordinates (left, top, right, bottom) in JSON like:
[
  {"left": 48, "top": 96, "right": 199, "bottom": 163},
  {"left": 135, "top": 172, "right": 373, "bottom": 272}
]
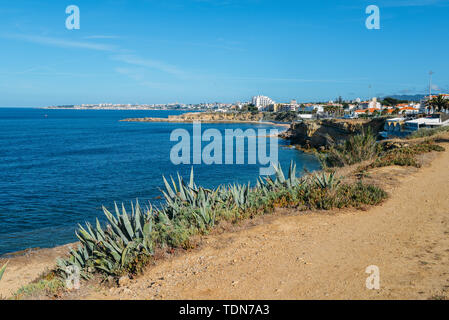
[
  {"left": 318, "top": 127, "right": 446, "bottom": 171},
  {"left": 13, "top": 277, "right": 65, "bottom": 300},
  {"left": 366, "top": 141, "right": 445, "bottom": 169},
  {"left": 317, "top": 129, "right": 381, "bottom": 168},
  {"left": 56, "top": 164, "right": 387, "bottom": 281},
  {"left": 407, "top": 125, "right": 449, "bottom": 139}
]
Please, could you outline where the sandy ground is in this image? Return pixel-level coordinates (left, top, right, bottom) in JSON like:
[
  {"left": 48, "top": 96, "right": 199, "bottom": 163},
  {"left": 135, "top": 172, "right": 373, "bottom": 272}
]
[
  {"left": 0, "top": 244, "right": 73, "bottom": 298},
  {"left": 2, "top": 139, "right": 448, "bottom": 300}
]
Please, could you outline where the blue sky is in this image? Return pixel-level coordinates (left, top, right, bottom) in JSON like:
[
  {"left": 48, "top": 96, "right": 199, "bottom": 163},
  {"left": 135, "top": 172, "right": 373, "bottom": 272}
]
[{"left": 0, "top": 0, "right": 448, "bottom": 107}]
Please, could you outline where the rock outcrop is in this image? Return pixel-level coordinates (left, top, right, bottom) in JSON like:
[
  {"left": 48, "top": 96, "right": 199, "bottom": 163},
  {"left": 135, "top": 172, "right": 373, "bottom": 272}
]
[
  {"left": 121, "top": 112, "right": 264, "bottom": 123},
  {"left": 280, "top": 118, "right": 386, "bottom": 149}
]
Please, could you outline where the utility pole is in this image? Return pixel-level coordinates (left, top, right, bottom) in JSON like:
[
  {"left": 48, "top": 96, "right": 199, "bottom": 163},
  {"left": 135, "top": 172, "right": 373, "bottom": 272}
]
[
  {"left": 429, "top": 71, "right": 434, "bottom": 114},
  {"left": 429, "top": 71, "right": 434, "bottom": 98}
]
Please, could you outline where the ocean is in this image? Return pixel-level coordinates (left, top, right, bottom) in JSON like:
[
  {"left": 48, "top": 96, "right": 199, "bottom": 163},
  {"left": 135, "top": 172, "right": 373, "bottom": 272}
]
[{"left": 0, "top": 108, "right": 320, "bottom": 255}]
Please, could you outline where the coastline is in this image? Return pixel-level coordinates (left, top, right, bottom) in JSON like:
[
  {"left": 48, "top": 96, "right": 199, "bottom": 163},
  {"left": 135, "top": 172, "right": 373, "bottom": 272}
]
[
  {"left": 120, "top": 117, "right": 291, "bottom": 128},
  {"left": 42, "top": 107, "right": 198, "bottom": 111},
  {"left": 2, "top": 133, "right": 448, "bottom": 299}
]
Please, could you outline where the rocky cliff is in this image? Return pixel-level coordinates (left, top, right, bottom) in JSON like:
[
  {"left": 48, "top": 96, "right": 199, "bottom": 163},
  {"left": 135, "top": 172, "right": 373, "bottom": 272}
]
[{"left": 280, "top": 118, "right": 386, "bottom": 149}]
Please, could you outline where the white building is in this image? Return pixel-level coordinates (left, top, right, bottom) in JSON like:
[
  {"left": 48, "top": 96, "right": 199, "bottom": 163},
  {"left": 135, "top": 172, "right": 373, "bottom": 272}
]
[
  {"left": 252, "top": 95, "right": 275, "bottom": 110},
  {"left": 304, "top": 105, "right": 324, "bottom": 113},
  {"left": 404, "top": 113, "right": 449, "bottom": 131},
  {"left": 359, "top": 97, "right": 382, "bottom": 110}
]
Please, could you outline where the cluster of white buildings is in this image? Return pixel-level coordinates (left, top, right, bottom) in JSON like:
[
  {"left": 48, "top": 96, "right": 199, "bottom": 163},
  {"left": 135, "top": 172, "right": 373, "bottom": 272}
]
[
  {"left": 353, "top": 95, "right": 449, "bottom": 118},
  {"left": 353, "top": 98, "right": 421, "bottom": 117},
  {"left": 251, "top": 95, "right": 276, "bottom": 109},
  {"left": 243, "top": 94, "right": 449, "bottom": 138}
]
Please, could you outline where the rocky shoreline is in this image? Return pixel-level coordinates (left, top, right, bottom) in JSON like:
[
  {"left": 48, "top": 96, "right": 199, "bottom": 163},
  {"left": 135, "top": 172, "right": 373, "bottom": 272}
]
[
  {"left": 122, "top": 113, "right": 387, "bottom": 150},
  {"left": 279, "top": 118, "right": 387, "bottom": 149},
  {"left": 120, "top": 112, "right": 290, "bottom": 128}
]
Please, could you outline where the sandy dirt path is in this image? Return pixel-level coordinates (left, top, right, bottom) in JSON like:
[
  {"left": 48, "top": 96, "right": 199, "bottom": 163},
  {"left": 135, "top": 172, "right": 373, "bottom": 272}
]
[{"left": 88, "top": 144, "right": 449, "bottom": 300}]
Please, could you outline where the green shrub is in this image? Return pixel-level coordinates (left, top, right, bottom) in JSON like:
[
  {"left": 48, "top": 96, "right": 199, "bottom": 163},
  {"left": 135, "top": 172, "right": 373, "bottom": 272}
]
[
  {"left": 368, "top": 141, "right": 445, "bottom": 169},
  {"left": 336, "top": 183, "right": 388, "bottom": 207},
  {"left": 14, "top": 278, "right": 65, "bottom": 300},
  {"left": 408, "top": 125, "right": 449, "bottom": 139},
  {"left": 318, "top": 129, "right": 381, "bottom": 168},
  {"left": 290, "top": 180, "right": 387, "bottom": 210}
]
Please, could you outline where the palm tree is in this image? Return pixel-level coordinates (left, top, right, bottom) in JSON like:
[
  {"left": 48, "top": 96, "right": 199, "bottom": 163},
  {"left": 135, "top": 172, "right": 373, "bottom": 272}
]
[{"left": 427, "top": 95, "right": 449, "bottom": 113}]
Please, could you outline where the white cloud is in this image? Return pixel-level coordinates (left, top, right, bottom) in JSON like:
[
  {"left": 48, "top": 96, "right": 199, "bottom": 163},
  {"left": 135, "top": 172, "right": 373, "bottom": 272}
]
[
  {"left": 83, "top": 35, "right": 120, "bottom": 40},
  {"left": 3, "top": 34, "right": 116, "bottom": 51},
  {"left": 112, "top": 54, "right": 186, "bottom": 77}
]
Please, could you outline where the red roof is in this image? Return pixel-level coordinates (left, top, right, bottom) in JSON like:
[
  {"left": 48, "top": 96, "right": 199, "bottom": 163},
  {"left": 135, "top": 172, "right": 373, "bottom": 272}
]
[{"left": 355, "top": 108, "right": 380, "bottom": 113}]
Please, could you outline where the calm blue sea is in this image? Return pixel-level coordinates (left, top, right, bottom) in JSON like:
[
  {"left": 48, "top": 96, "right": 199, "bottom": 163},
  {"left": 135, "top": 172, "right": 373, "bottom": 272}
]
[{"left": 0, "top": 108, "right": 320, "bottom": 255}]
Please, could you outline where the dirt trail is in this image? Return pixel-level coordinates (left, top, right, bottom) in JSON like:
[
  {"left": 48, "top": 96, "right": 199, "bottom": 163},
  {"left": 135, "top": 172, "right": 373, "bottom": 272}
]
[{"left": 86, "top": 144, "right": 449, "bottom": 300}]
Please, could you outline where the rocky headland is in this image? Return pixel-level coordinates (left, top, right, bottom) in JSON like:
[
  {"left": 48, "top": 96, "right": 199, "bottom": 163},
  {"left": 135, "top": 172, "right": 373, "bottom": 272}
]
[
  {"left": 280, "top": 118, "right": 387, "bottom": 149},
  {"left": 121, "top": 112, "right": 266, "bottom": 124}
]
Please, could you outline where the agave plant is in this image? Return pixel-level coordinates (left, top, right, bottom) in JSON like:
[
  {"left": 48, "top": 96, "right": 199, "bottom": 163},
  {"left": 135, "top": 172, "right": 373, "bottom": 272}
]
[
  {"left": 160, "top": 168, "right": 223, "bottom": 219},
  {"left": 229, "top": 183, "right": 251, "bottom": 209},
  {"left": 262, "top": 162, "right": 304, "bottom": 191},
  {"left": 161, "top": 168, "right": 196, "bottom": 206},
  {"left": 58, "top": 200, "right": 154, "bottom": 277},
  {"left": 58, "top": 163, "right": 320, "bottom": 279},
  {"left": 0, "top": 261, "right": 8, "bottom": 281},
  {"left": 313, "top": 172, "right": 341, "bottom": 190}
]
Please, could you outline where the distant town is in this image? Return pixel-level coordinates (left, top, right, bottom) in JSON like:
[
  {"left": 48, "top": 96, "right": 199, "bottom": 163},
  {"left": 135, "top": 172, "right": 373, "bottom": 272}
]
[
  {"left": 45, "top": 93, "right": 449, "bottom": 116},
  {"left": 46, "top": 93, "right": 449, "bottom": 138}
]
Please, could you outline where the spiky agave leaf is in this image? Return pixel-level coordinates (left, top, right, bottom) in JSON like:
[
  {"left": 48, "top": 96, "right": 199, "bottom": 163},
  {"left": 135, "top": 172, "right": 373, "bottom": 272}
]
[
  {"left": 60, "top": 200, "right": 155, "bottom": 277},
  {"left": 0, "top": 261, "right": 8, "bottom": 281},
  {"left": 313, "top": 171, "right": 341, "bottom": 189}
]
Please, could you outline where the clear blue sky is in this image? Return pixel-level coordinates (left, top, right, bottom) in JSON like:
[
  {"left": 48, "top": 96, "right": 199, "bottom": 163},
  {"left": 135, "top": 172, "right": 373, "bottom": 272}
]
[{"left": 1, "top": 0, "right": 448, "bottom": 107}]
